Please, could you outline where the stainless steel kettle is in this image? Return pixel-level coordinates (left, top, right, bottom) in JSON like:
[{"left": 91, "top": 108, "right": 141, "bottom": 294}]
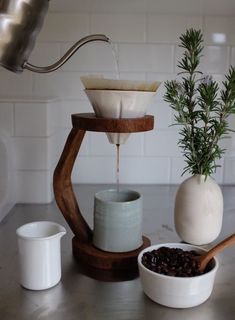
[{"left": 0, "top": 0, "right": 109, "bottom": 73}]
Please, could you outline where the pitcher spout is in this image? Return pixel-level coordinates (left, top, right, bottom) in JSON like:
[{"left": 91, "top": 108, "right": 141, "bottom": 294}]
[{"left": 57, "top": 226, "right": 67, "bottom": 238}]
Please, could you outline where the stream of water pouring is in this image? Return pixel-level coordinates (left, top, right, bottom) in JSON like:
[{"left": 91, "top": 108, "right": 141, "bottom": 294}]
[{"left": 109, "top": 40, "right": 120, "bottom": 79}]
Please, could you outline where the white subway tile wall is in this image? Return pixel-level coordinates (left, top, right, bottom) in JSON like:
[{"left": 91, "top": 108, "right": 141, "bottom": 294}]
[
  {"left": 0, "top": 12, "right": 234, "bottom": 204},
  {"left": 38, "top": 13, "right": 90, "bottom": 42},
  {"left": 0, "top": 103, "right": 14, "bottom": 136},
  {"left": 147, "top": 15, "right": 203, "bottom": 43},
  {"left": 90, "top": 14, "right": 147, "bottom": 43},
  {"left": 0, "top": 99, "right": 60, "bottom": 203}
]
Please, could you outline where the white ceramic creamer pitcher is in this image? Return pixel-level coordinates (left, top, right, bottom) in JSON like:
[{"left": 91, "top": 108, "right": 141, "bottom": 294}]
[{"left": 16, "top": 221, "right": 66, "bottom": 290}]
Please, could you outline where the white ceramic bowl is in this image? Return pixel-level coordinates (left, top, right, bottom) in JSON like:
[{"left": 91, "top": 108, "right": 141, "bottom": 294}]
[
  {"left": 85, "top": 89, "right": 155, "bottom": 144},
  {"left": 138, "top": 243, "right": 218, "bottom": 308}
]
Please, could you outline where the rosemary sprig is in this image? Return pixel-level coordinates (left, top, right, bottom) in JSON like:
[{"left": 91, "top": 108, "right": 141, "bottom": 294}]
[{"left": 164, "top": 28, "right": 235, "bottom": 178}]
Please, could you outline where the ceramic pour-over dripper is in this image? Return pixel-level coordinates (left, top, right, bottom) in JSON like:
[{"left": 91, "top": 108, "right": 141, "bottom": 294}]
[{"left": 81, "top": 76, "right": 161, "bottom": 144}]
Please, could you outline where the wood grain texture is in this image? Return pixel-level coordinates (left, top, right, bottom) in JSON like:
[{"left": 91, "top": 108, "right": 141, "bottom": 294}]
[
  {"left": 72, "top": 113, "right": 154, "bottom": 132},
  {"left": 77, "top": 261, "right": 139, "bottom": 282},
  {"left": 53, "top": 128, "right": 92, "bottom": 242},
  {"left": 53, "top": 113, "right": 154, "bottom": 275},
  {"left": 72, "top": 236, "right": 151, "bottom": 270}
]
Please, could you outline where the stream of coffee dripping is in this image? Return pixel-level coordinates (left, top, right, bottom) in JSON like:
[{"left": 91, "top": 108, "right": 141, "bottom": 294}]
[{"left": 116, "top": 144, "right": 120, "bottom": 192}]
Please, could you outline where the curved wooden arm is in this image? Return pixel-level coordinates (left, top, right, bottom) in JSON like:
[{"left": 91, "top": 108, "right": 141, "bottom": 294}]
[
  {"left": 53, "top": 128, "right": 92, "bottom": 242},
  {"left": 53, "top": 113, "right": 154, "bottom": 244}
]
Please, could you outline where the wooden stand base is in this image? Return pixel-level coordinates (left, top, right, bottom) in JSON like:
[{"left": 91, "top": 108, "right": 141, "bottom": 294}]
[
  {"left": 53, "top": 114, "right": 154, "bottom": 280},
  {"left": 72, "top": 236, "right": 151, "bottom": 271},
  {"left": 75, "top": 260, "right": 140, "bottom": 282}
]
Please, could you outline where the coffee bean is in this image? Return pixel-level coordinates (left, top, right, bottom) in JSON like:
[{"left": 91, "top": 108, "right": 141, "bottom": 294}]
[{"left": 142, "top": 247, "right": 207, "bottom": 277}]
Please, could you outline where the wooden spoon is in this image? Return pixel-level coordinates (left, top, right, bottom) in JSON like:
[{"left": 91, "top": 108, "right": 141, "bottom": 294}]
[{"left": 195, "top": 233, "right": 235, "bottom": 272}]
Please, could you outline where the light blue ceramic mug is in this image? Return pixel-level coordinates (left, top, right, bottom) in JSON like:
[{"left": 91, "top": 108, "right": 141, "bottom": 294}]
[{"left": 93, "top": 189, "right": 143, "bottom": 252}]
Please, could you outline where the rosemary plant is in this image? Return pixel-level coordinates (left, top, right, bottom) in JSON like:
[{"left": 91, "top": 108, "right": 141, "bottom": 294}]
[{"left": 164, "top": 28, "right": 235, "bottom": 178}]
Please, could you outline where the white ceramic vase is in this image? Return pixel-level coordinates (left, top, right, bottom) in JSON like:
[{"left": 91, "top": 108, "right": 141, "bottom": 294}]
[{"left": 174, "top": 174, "right": 223, "bottom": 245}]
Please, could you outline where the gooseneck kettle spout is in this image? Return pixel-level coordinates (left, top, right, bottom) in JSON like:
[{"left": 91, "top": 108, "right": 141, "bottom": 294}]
[
  {"left": 0, "top": 0, "right": 110, "bottom": 73},
  {"left": 23, "top": 34, "right": 110, "bottom": 73}
]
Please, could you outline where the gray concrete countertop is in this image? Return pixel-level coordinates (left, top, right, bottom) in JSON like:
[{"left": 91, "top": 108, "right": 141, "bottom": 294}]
[{"left": 0, "top": 184, "right": 235, "bottom": 319}]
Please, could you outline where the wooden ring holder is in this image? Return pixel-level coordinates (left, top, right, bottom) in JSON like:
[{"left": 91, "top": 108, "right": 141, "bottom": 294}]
[{"left": 53, "top": 113, "right": 154, "bottom": 274}]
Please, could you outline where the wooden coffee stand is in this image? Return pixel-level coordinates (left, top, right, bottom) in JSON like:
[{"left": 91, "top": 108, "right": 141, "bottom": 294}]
[{"left": 53, "top": 113, "right": 154, "bottom": 279}]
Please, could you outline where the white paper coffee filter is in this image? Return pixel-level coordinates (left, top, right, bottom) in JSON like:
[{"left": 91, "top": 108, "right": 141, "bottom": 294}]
[
  {"left": 80, "top": 76, "right": 161, "bottom": 92},
  {"left": 85, "top": 89, "right": 157, "bottom": 144},
  {"left": 81, "top": 75, "right": 161, "bottom": 144}
]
